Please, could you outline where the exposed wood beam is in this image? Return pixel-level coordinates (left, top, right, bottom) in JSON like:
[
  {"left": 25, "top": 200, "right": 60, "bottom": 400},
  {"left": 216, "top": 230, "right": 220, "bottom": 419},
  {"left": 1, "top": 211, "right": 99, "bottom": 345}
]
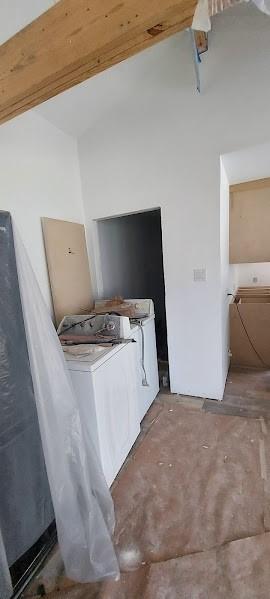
[{"left": 0, "top": 0, "right": 197, "bottom": 125}]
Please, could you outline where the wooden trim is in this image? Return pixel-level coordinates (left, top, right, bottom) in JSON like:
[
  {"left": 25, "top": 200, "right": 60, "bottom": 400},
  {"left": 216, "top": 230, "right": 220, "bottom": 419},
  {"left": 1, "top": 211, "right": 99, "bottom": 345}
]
[
  {"left": 0, "top": 0, "right": 196, "bottom": 125},
  {"left": 194, "top": 31, "right": 208, "bottom": 54},
  {"left": 230, "top": 177, "right": 270, "bottom": 193}
]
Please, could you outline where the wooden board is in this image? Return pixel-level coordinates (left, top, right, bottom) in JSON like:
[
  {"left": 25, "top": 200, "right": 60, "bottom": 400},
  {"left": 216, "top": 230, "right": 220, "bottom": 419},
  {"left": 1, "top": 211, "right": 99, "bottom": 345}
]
[
  {"left": 230, "top": 178, "right": 270, "bottom": 193},
  {"left": 238, "top": 286, "right": 270, "bottom": 292},
  {"left": 236, "top": 286, "right": 270, "bottom": 299},
  {"left": 42, "top": 217, "right": 93, "bottom": 325},
  {"left": 0, "top": 0, "right": 197, "bottom": 125},
  {"left": 229, "top": 178, "right": 270, "bottom": 264},
  {"left": 230, "top": 301, "right": 270, "bottom": 368},
  {"left": 194, "top": 31, "right": 208, "bottom": 54}
]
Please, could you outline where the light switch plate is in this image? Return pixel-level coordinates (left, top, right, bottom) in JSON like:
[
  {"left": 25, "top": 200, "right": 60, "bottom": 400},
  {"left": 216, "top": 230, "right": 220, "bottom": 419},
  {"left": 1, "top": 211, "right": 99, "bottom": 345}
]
[{"left": 193, "top": 268, "right": 207, "bottom": 282}]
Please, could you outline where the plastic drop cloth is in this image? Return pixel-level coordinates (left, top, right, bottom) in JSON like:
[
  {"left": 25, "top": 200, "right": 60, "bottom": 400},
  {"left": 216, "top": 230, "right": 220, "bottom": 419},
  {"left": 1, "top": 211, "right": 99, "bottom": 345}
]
[
  {"left": 0, "top": 530, "right": 12, "bottom": 599},
  {"left": 13, "top": 226, "right": 120, "bottom": 583},
  {"left": 0, "top": 210, "right": 54, "bottom": 599},
  {"left": 192, "top": 0, "right": 270, "bottom": 31}
]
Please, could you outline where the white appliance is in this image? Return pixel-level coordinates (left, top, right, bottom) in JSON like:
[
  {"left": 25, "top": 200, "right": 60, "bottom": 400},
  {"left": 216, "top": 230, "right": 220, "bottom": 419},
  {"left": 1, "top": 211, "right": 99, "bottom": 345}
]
[
  {"left": 94, "top": 299, "right": 160, "bottom": 422},
  {"left": 128, "top": 300, "right": 159, "bottom": 422},
  {"left": 58, "top": 313, "right": 132, "bottom": 340},
  {"left": 58, "top": 315, "right": 140, "bottom": 487},
  {"left": 131, "top": 317, "right": 159, "bottom": 421}
]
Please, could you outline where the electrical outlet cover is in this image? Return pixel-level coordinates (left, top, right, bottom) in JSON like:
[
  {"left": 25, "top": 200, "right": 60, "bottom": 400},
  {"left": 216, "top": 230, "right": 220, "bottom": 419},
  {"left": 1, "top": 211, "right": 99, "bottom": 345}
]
[{"left": 193, "top": 268, "right": 207, "bottom": 282}]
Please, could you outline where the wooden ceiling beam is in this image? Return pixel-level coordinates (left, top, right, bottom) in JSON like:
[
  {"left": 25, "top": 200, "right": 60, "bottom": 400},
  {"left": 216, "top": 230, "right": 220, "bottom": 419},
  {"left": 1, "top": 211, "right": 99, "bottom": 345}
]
[{"left": 0, "top": 0, "right": 197, "bottom": 125}]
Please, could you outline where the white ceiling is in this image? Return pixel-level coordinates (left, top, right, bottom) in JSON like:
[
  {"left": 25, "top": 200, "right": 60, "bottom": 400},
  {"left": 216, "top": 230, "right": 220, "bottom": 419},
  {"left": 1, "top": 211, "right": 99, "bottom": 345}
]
[
  {"left": 36, "top": 34, "right": 188, "bottom": 138},
  {"left": 0, "top": 2, "right": 268, "bottom": 138},
  {"left": 0, "top": 0, "right": 188, "bottom": 137},
  {"left": 0, "top": 0, "right": 58, "bottom": 45}
]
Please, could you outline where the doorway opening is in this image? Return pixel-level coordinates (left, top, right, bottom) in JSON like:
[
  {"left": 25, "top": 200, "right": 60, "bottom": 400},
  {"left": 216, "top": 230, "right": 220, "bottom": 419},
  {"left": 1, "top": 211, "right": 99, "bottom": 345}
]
[
  {"left": 209, "top": 149, "right": 270, "bottom": 417},
  {"left": 95, "top": 208, "right": 169, "bottom": 386}
]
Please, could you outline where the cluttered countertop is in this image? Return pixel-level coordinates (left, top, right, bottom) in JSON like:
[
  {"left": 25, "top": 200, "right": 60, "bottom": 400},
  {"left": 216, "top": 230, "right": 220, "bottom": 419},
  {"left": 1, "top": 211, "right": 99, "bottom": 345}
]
[{"left": 57, "top": 298, "right": 154, "bottom": 370}]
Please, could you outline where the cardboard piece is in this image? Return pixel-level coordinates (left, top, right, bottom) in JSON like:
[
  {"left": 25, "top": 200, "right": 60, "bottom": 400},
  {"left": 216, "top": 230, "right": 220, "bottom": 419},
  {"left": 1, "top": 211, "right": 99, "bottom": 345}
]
[
  {"left": 230, "top": 288, "right": 270, "bottom": 368},
  {"left": 42, "top": 217, "right": 93, "bottom": 325}
]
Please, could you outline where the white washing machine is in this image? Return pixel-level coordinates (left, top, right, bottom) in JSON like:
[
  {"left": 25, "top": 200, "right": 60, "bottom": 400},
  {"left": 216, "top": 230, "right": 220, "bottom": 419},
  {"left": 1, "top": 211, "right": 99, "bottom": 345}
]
[
  {"left": 128, "top": 300, "right": 160, "bottom": 422},
  {"left": 94, "top": 299, "right": 160, "bottom": 422},
  {"left": 58, "top": 315, "right": 140, "bottom": 487},
  {"left": 131, "top": 316, "right": 159, "bottom": 421}
]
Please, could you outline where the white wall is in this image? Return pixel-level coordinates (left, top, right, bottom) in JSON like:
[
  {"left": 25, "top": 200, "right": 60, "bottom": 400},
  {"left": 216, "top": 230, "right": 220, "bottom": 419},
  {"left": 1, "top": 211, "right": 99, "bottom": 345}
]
[
  {"left": 222, "top": 141, "right": 270, "bottom": 184},
  {"left": 0, "top": 111, "right": 83, "bottom": 311},
  {"left": 236, "top": 263, "right": 270, "bottom": 286},
  {"left": 78, "top": 5, "right": 270, "bottom": 399},
  {"left": 222, "top": 140, "right": 270, "bottom": 288},
  {"left": 219, "top": 160, "right": 238, "bottom": 387}
]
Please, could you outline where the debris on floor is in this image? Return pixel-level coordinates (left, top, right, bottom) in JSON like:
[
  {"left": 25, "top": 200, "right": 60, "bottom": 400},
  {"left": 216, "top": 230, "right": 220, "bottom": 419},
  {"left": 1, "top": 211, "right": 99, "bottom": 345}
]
[
  {"left": 24, "top": 393, "right": 270, "bottom": 599},
  {"left": 204, "top": 366, "right": 270, "bottom": 418}
]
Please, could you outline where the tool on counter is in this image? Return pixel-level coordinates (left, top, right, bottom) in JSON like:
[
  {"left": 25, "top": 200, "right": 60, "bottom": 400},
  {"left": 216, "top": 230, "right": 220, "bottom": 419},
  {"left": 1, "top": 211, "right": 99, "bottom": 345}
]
[
  {"left": 59, "top": 334, "right": 136, "bottom": 346},
  {"left": 57, "top": 315, "right": 96, "bottom": 336},
  {"left": 59, "top": 333, "right": 116, "bottom": 345}
]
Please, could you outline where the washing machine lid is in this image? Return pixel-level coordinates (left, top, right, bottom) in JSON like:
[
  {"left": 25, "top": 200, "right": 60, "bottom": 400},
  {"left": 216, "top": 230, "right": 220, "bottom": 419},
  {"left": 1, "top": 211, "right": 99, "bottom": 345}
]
[{"left": 63, "top": 340, "right": 134, "bottom": 372}]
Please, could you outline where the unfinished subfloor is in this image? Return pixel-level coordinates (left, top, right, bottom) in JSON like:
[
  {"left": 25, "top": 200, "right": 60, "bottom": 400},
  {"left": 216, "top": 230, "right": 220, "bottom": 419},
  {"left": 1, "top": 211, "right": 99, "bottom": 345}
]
[
  {"left": 24, "top": 392, "right": 270, "bottom": 599},
  {"left": 204, "top": 366, "right": 270, "bottom": 418}
]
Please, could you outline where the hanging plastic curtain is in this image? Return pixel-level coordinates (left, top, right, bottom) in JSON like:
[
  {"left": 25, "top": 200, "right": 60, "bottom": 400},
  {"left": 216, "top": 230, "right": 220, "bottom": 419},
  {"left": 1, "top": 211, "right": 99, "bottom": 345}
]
[
  {"left": 252, "top": 0, "right": 270, "bottom": 12},
  {"left": 192, "top": 0, "right": 270, "bottom": 31},
  {"left": 0, "top": 530, "right": 12, "bottom": 599},
  {"left": 13, "top": 225, "right": 119, "bottom": 583},
  {"left": 0, "top": 210, "right": 55, "bottom": 599}
]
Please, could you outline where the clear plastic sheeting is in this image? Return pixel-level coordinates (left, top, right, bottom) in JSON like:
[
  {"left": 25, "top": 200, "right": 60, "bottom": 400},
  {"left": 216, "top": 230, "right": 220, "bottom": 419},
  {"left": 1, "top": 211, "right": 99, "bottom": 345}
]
[
  {"left": 192, "top": 0, "right": 270, "bottom": 31},
  {"left": 0, "top": 210, "right": 53, "bottom": 599},
  {"left": 14, "top": 226, "right": 120, "bottom": 583},
  {"left": 0, "top": 530, "right": 12, "bottom": 599},
  {"left": 253, "top": 0, "right": 270, "bottom": 12}
]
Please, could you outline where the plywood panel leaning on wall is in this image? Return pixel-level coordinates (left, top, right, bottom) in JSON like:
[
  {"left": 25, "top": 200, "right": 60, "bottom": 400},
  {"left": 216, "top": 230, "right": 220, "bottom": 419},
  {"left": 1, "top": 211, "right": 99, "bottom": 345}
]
[
  {"left": 42, "top": 217, "right": 93, "bottom": 325},
  {"left": 229, "top": 178, "right": 270, "bottom": 264}
]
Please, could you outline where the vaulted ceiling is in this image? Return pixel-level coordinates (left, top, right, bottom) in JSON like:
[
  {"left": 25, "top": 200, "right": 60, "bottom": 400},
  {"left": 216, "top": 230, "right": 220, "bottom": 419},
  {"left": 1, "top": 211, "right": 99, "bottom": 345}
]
[
  {"left": 0, "top": 0, "right": 198, "bottom": 126},
  {"left": 0, "top": 1, "right": 56, "bottom": 44},
  {"left": 0, "top": 2, "right": 267, "bottom": 137}
]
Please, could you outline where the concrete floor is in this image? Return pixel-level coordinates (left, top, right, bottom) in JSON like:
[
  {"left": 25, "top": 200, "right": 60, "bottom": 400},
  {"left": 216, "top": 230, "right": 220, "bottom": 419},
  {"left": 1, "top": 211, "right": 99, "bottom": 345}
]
[{"left": 24, "top": 392, "right": 270, "bottom": 599}]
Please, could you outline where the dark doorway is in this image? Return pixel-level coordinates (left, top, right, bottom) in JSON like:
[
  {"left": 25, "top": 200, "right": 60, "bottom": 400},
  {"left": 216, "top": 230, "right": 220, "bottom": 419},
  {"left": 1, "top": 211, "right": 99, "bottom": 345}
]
[{"left": 96, "top": 208, "right": 168, "bottom": 363}]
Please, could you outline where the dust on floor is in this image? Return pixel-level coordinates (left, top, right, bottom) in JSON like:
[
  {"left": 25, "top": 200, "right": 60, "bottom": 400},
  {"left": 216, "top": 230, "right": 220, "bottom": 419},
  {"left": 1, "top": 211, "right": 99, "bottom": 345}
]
[
  {"left": 24, "top": 393, "right": 270, "bottom": 599},
  {"left": 204, "top": 366, "right": 270, "bottom": 418}
]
